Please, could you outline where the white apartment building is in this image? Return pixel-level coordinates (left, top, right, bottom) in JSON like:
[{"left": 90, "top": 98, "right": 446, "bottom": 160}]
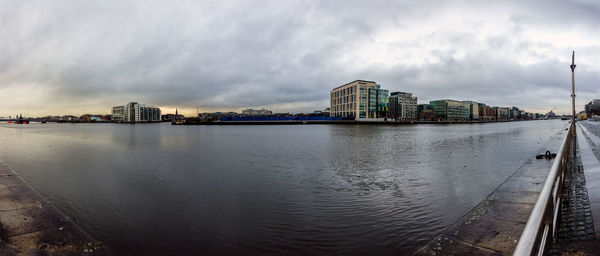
[
  {"left": 112, "top": 102, "right": 161, "bottom": 122},
  {"left": 330, "top": 80, "right": 380, "bottom": 119}
]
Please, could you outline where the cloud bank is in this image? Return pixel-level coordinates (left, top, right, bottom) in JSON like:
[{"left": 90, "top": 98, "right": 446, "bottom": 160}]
[{"left": 1, "top": 0, "right": 599, "bottom": 116}]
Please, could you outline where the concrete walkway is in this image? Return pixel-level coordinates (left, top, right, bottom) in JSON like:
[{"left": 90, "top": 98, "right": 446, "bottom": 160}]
[
  {"left": 413, "top": 128, "right": 568, "bottom": 255},
  {"left": 544, "top": 121, "right": 600, "bottom": 254},
  {"left": 0, "top": 162, "right": 110, "bottom": 255},
  {"left": 544, "top": 121, "right": 600, "bottom": 255},
  {"left": 576, "top": 122, "right": 600, "bottom": 236}
]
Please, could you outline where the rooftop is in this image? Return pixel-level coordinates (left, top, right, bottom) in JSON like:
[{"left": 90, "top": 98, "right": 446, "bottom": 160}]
[{"left": 331, "top": 80, "right": 377, "bottom": 91}]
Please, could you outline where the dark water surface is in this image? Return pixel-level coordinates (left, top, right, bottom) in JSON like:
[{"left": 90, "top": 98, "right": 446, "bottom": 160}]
[{"left": 0, "top": 120, "right": 566, "bottom": 255}]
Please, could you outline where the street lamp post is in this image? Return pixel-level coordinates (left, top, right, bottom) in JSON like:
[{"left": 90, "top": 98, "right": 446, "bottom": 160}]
[{"left": 571, "top": 51, "right": 576, "bottom": 122}]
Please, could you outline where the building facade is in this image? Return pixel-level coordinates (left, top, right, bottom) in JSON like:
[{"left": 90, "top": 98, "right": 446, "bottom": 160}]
[
  {"left": 430, "top": 100, "right": 470, "bottom": 121},
  {"left": 241, "top": 108, "right": 273, "bottom": 116},
  {"left": 509, "top": 107, "right": 522, "bottom": 120},
  {"left": 368, "top": 86, "right": 389, "bottom": 118},
  {"left": 112, "top": 105, "right": 125, "bottom": 121},
  {"left": 495, "top": 107, "right": 510, "bottom": 120},
  {"left": 478, "top": 104, "right": 496, "bottom": 121},
  {"left": 586, "top": 99, "right": 600, "bottom": 116},
  {"left": 330, "top": 80, "right": 389, "bottom": 119},
  {"left": 417, "top": 104, "right": 436, "bottom": 121},
  {"left": 112, "top": 102, "right": 161, "bottom": 122},
  {"left": 462, "top": 101, "right": 480, "bottom": 120},
  {"left": 389, "top": 92, "right": 417, "bottom": 120}
]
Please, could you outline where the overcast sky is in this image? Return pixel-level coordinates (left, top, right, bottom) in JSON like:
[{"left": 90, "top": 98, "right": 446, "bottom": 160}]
[{"left": 1, "top": 0, "right": 599, "bottom": 117}]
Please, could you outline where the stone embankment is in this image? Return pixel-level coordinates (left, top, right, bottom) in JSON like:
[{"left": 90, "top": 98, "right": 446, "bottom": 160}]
[
  {"left": 413, "top": 127, "right": 568, "bottom": 255},
  {"left": 0, "top": 162, "right": 110, "bottom": 255}
]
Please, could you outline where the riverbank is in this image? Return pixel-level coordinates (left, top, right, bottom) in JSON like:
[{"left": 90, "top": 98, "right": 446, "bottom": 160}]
[
  {"left": 413, "top": 125, "right": 569, "bottom": 255},
  {"left": 0, "top": 162, "right": 109, "bottom": 255},
  {"left": 173, "top": 119, "right": 540, "bottom": 125}
]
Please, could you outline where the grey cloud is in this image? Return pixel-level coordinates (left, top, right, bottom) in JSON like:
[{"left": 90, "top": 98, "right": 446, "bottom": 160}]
[{"left": 0, "top": 0, "right": 599, "bottom": 116}]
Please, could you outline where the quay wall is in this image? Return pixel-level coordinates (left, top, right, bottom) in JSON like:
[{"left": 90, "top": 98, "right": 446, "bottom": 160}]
[
  {"left": 0, "top": 161, "right": 110, "bottom": 255},
  {"left": 413, "top": 125, "right": 569, "bottom": 255},
  {"left": 175, "top": 119, "right": 538, "bottom": 125}
]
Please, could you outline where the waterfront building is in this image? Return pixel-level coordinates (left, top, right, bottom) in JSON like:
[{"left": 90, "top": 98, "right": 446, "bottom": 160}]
[
  {"left": 80, "top": 114, "right": 108, "bottom": 122},
  {"left": 529, "top": 113, "right": 537, "bottom": 120},
  {"left": 112, "top": 102, "right": 161, "bottom": 122},
  {"left": 495, "top": 107, "right": 510, "bottom": 120},
  {"left": 389, "top": 92, "right": 417, "bottom": 121},
  {"left": 368, "top": 86, "right": 389, "bottom": 118},
  {"left": 503, "top": 107, "right": 511, "bottom": 120},
  {"left": 417, "top": 104, "right": 437, "bottom": 121},
  {"left": 198, "top": 112, "right": 239, "bottom": 121},
  {"left": 419, "top": 109, "right": 437, "bottom": 121},
  {"left": 510, "top": 107, "right": 521, "bottom": 120},
  {"left": 330, "top": 80, "right": 389, "bottom": 119},
  {"left": 111, "top": 106, "right": 125, "bottom": 121},
  {"left": 462, "top": 101, "right": 479, "bottom": 120},
  {"left": 417, "top": 104, "right": 430, "bottom": 119},
  {"left": 585, "top": 99, "right": 600, "bottom": 116},
  {"left": 478, "top": 104, "right": 497, "bottom": 121},
  {"left": 312, "top": 109, "right": 331, "bottom": 116},
  {"left": 60, "top": 115, "right": 78, "bottom": 121},
  {"left": 162, "top": 113, "right": 184, "bottom": 121},
  {"left": 430, "top": 100, "right": 470, "bottom": 121},
  {"left": 241, "top": 108, "right": 273, "bottom": 116}
]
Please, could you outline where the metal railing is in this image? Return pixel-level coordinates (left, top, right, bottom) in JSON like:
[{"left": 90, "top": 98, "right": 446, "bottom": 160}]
[{"left": 513, "top": 122, "right": 575, "bottom": 256}]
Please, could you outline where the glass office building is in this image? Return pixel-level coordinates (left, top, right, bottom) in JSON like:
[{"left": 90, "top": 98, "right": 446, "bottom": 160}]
[
  {"left": 368, "top": 85, "right": 389, "bottom": 118},
  {"left": 430, "top": 100, "right": 470, "bottom": 121}
]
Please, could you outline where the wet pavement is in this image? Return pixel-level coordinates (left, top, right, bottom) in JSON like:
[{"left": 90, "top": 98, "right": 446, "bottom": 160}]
[
  {"left": 0, "top": 161, "right": 110, "bottom": 255},
  {"left": 548, "top": 135, "right": 595, "bottom": 255},
  {"left": 546, "top": 121, "right": 600, "bottom": 255},
  {"left": 413, "top": 127, "right": 568, "bottom": 255},
  {"left": 577, "top": 121, "right": 600, "bottom": 237}
]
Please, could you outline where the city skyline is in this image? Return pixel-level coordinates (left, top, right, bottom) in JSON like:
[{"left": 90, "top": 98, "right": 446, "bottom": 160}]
[{"left": 1, "top": 0, "right": 600, "bottom": 117}]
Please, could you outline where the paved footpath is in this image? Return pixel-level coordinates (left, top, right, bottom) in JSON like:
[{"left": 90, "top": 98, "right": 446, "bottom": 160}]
[
  {"left": 547, "top": 122, "right": 599, "bottom": 255},
  {"left": 0, "top": 161, "right": 110, "bottom": 255},
  {"left": 576, "top": 122, "right": 600, "bottom": 238},
  {"left": 413, "top": 127, "right": 568, "bottom": 255},
  {"left": 548, "top": 121, "right": 600, "bottom": 255}
]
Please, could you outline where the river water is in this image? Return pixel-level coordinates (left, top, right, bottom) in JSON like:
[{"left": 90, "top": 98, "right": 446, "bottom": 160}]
[{"left": 0, "top": 120, "right": 566, "bottom": 255}]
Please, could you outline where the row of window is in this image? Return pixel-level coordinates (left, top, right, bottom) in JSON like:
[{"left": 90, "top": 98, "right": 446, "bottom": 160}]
[
  {"left": 331, "top": 94, "right": 356, "bottom": 105},
  {"left": 332, "top": 85, "right": 357, "bottom": 98},
  {"left": 332, "top": 111, "right": 368, "bottom": 118},
  {"left": 332, "top": 103, "right": 356, "bottom": 112}
]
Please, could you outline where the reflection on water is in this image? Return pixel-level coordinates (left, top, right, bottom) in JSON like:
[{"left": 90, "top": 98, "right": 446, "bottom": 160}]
[{"left": 0, "top": 120, "right": 566, "bottom": 255}]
